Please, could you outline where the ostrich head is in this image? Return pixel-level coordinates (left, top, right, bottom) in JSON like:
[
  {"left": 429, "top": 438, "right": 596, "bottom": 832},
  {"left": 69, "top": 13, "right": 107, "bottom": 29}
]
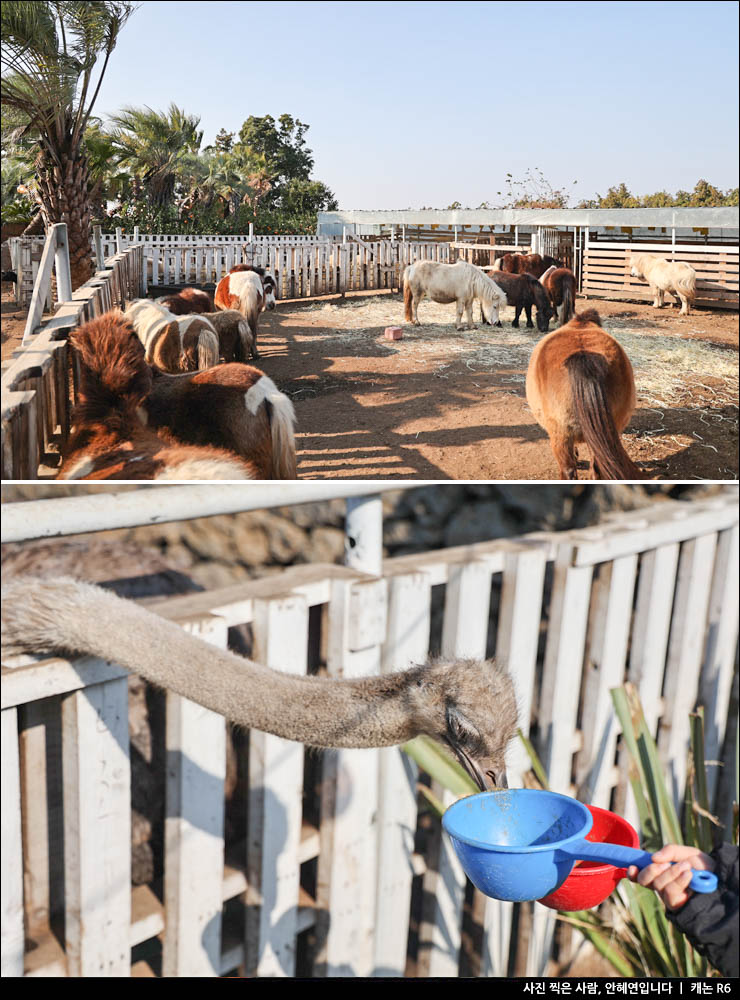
[{"left": 409, "top": 657, "right": 518, "bottom": 790}]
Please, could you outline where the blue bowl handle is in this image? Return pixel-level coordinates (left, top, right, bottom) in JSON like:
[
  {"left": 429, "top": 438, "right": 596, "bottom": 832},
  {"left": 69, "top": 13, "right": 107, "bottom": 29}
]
[{"left": 558, "top": 840, "right": 718, "bottom": 893}]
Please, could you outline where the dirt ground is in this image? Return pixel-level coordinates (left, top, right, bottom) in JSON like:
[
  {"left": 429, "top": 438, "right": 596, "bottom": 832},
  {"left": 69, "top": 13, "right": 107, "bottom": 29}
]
[
  {"left": 251, "top": 290, "right": 738, "bottom": 481},
  {"left": 3, "top": 283, "right": 738, "bottom": 481}
]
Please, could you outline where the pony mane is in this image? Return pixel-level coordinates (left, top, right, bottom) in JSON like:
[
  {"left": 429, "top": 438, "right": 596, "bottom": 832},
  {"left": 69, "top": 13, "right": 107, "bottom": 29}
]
[
  {"left": 470, "top": 265, "right": 506, "bottom": 302},
  {"left": 570, "top": 308, "right": 603, "bottom": 327},
  {"left": 70, "top": 312, "right": 153, "bottom": 418}
]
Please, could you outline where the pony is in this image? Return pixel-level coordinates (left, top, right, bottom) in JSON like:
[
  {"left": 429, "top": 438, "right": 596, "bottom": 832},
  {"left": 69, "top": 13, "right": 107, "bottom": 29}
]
[
  {"left": 156, "top": 287, "right": 213, "bottom": 314},
  {"left": 214, "top": 265, "right": 277, "bottom": 359},
  {"left": 57, "top": 312, "right": 258, "bottom": 480},
  {"left": 200, "top": 310, "right": 257, "bottom": 362},
  {"left": 539, "top": 266, "right": 577, "bottom": 327},
  {"left": 525, "top": 309, "right": 642, "bottom": 480},
  {"left": 629, "top": 253, "right": 696, "bottom": 315},
  {"left": 124, "top": 299, "right": 219, "bottom": 372},
  {"left": 403, "top": 259, "right": 507, "bottom": 330},
  {"left": 494, "top": 252, "right": 563, "bottom": 278},
  {"left": 489, "top": 271, "right": 553, "bottom": 332},
  {"left": 145, "top": 364, "right": 297, "bottom": 479}
]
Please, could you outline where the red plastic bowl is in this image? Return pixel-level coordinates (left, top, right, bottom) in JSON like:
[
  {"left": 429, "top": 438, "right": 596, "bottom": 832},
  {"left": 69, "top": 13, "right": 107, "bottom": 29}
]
[{"left": 537, "top": 804, "right": 640, "bottom": 911}]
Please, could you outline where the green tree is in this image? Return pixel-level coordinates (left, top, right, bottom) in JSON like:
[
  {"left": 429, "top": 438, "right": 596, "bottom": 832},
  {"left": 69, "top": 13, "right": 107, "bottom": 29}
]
[
  {"left": 594, "top": 182, "right": 641, "bottom": 208},
  {"left": 1, "top": 1, "right": 135, "bottom": 287},
  {"left": 109, "top": 104, "right": 203, "bottom": 209},
  {"left": 277, "top": 178, "right": 337, "bottom": 216},
  {"left": 685, "top": 178, "right": 727, "bottom": 207},
  {"left": 235, "top": 113, "right": 314, "bottom": 199},
  {"left": 214, "top": 128, "right": 234, "bottom": 153},
  {"left": 641, "top": 190, "right": 675, "bottom": 207}
]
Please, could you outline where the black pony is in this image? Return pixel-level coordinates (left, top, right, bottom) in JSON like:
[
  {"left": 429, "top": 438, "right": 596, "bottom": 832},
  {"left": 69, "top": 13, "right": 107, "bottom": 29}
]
[{"left": 488, "top": 272, "right": 553, "bottom": 332}]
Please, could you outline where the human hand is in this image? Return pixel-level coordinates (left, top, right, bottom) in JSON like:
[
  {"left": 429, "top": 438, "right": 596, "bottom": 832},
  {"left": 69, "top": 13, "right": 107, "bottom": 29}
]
[{"left": 627, "top": 844, "right": 715, "bottom": 911}]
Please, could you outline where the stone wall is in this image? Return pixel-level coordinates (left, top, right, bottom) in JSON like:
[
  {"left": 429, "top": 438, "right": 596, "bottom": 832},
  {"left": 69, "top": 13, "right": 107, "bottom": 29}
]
[{"left": 1, "top": 483, "right": 726, "bottom": 591}]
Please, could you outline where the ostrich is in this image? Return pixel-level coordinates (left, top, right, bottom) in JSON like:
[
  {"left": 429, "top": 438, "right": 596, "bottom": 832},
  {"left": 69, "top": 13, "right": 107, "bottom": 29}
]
[{"left": 1, "top": 575, "right": 518, "bottom": 789}]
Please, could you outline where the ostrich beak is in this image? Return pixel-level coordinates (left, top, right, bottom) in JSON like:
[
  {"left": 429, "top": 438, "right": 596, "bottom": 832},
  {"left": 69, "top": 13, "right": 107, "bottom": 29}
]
[{"left": 445, "top": 737, "right": 487, "bottom": 792}]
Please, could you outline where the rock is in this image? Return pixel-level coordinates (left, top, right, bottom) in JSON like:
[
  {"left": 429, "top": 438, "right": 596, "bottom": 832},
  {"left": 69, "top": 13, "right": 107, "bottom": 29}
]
[{"left": 444, "top": 501, "right": 518, "bottom": 547}]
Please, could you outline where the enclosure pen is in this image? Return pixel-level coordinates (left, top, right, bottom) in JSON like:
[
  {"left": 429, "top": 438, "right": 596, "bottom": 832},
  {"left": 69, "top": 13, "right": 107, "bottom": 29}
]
[{"left": 1, "top": 489, "right": 737, "bottom": 978}]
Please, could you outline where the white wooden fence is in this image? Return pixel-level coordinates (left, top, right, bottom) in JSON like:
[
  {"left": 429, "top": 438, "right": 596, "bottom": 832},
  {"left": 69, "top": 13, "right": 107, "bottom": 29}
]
[
  {"left": 2, "top": 490, "right": 737, "bottom": 978},
  {"left": 102, "top": 235, "right": 449, "bottom": 298},
  {"left": 582, "top": 236, "right": 739, "bottom": 310},
  {"left": 1, "top": 242, "right": 146, "bottom": 480}
]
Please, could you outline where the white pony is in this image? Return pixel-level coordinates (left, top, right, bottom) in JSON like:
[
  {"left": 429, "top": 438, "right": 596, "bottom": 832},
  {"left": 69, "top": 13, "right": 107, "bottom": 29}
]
[
  {"left": 403, "top": 259, "right": 507, "bottom": 330},
  {"left": 124, "top": 299, "right": 219, "bottom": 372},
  {"left": 630, "top": 253, "right": 696, "bottom": 315}
]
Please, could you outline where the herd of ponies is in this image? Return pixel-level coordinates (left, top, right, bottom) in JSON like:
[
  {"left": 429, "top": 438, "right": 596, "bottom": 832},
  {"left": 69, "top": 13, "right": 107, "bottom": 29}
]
[{"left": 55, "top": 250, "right": 695, "bottom": 481}]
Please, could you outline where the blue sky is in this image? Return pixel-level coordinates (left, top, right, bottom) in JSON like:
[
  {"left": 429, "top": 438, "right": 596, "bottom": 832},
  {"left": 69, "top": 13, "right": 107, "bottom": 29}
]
[{"left": 94, "top": 0, "right": 739, "bottom": 209}]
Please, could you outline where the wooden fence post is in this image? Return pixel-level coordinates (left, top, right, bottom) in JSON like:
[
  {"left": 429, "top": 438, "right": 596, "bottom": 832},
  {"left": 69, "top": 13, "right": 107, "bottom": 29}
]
[
  {"left": 62, "top": 674, "right": 131, "bottom": 976},
  {"left": 53, "top": 223, "right": 73, "bottom": 302},
  {"left": 315, "top": 575, "right": 387, "bottom": 976},
  {"left": 375, "top": 570, "right": 433, "bottom": 975},
  {"left": 245, "top": 594, "right": 309, "bottom": 976},
  {"left": 1, "top": 709, "right": 24, "bottom": 977},
  {"left": 418, "top": 560, "right": 492, "bottom": 978},
  {"left": 482, "top": 545, "right": 548, "bottom": 978},
  {"left": 528, "top": 542, "right": 593, "bottom": 976},
  {"left": 162, "top": 615, "right": 228, "bottom": 977}
]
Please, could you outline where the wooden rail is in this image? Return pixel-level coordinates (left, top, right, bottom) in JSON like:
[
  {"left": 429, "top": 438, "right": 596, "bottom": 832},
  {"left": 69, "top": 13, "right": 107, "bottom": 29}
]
[
  {"left": 582, "top": 239, "right": 739, "bottom": 310},
  {"left": 1, "top": 244, "right": 145, "bottom": 480},
  {"left": 109, "top": 238, "right": 450, "bottom": 297},
  {"left": 2, "top": 494, "right": 737, "bottom": 977}
]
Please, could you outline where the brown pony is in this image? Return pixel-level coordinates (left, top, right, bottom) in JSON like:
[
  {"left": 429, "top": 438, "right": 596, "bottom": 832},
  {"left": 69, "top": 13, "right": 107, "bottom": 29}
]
[
  {"left": 540, "top": 266, "right": 577, "bottom": 326},
  {"left": 58, "top": 312, "right": 258, "bottom": 480},
  {"left": 214, "top": 265, "right": 277, "bottom": 358},
  {"left": 525, "top": 309, "right": 642, "bottom": 480},
  {"left": 145, "top": 364, "right": 297, "bottom": 479},
  {"left": 157, "top": 287, "right": 213, "bottom": 314},
  {"left": 489, "top": 271, "right": 553, "bottom": 332},
  {"left": 495, "top": 252, "right": 562, "bottom": 278}
]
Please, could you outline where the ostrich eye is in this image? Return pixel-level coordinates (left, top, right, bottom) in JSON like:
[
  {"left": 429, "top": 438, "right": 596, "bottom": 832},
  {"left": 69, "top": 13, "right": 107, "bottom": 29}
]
[{"left": 445, "top": 704, "right": 480, "bottom": 747}]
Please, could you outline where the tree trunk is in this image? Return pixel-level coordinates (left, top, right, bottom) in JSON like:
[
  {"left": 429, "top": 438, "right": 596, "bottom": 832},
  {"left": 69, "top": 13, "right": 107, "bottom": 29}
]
[
  {"left": 35, "top": 148, "right": 94, "bottom": 290},
  {"left": 22, "top": 213, "right": 46, "bottom": 236}
]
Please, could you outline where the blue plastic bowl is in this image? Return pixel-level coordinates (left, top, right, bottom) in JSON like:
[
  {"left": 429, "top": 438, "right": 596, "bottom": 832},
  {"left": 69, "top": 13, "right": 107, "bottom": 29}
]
[
  {"left": 442, "top": 789, "right": 593, "bottom": 902},
  {"left": 442, "top": 789, "right": 717, "bottom": 902}
]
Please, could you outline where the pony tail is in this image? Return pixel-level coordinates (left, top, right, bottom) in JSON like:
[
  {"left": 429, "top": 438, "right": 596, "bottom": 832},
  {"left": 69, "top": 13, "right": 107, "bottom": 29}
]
[
  {"left": 403, "top": 269, "right": 413, "bottom": 321},
  {"left": 237, "top": 319, "right": 256, "bottom": 361},
  {"left": 267, "top": 390, "right": 298, "bottom": 479},
  {"left": 198, "top": 329, "right": 219, "bottom": 370},
  {"left": 561, "top": 279, "right": 575, "bottom": 325},
  {"left": 565, "top": 352, "right": 643, "bottom": 480}
]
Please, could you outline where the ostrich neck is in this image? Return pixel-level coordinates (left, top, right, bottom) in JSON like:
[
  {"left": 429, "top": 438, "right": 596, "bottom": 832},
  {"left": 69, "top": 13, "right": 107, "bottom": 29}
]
[{"left": 52, "top": 584, "right": 418, "bottom": 749}]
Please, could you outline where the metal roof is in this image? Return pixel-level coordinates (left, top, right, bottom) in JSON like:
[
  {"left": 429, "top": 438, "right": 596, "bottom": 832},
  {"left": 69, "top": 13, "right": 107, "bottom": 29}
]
[{"left": 318, "top": 207, "right": 739, "bottom": 229}]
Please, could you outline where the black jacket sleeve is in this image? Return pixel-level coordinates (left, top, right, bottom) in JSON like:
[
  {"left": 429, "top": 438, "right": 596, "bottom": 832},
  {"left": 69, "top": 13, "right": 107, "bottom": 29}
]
[{"left": 666, "top": 843, "right": 739, "bottom": 978}]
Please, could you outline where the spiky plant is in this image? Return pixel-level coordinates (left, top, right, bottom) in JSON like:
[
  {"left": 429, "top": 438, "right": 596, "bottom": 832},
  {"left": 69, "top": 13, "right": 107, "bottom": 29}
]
[{"left": 1, "top": 1, "right": 135, "bottom": 287}]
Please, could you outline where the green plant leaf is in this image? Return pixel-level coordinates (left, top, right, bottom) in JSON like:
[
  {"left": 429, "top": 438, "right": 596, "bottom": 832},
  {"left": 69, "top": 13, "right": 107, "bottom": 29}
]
[
  {"left": 517, "top": 728, "right": 550, "bottom": 790},
  {"left": 401, "top": 735, "right": 479, "bottom": 797}
]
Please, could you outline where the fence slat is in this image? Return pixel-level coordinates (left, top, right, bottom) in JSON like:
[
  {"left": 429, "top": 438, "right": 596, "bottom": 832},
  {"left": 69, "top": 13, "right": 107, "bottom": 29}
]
[
  {"left": 418, "top": 561, "right": 492, "bottom": 978},
  {"left": 699, "top": 524, "right": 740, "bottom": 805},
  {"left": 315, "top": 577, "right": 385, "bottom": 976},
  {"left": 1, "top": 708, "right": 24, "bottom": 977},
  {"left": 62, "top": 674, "right": 131, "bottom": 976},
  {"left": 246, "top": 594, "right": 309, "bottom": 976},
  {"left": 375, "top": 571, "right": 432, "bottom": 976},
  {"left": 659, "top": 533, "right": 719, "bottom": 807},
  {"left": 162, "top": 616, "right": 228, "bottom": 977},
  {"left": 577, "top": 554, "right": 639, "bottom": 807},
  {"left": 482, "top": 545, "right": 547, "bottom": 979},
  {"left": 530, "top": 544, "right": 593, "bottom": 977}
]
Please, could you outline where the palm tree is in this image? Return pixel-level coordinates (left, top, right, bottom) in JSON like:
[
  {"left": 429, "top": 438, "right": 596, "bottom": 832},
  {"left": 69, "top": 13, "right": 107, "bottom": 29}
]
[
  {"left": 108, "top": 104, "right": 204, "bottom": 210},
  {"left": 1, "top": 1, "right": 135, "bottom": 288}
]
